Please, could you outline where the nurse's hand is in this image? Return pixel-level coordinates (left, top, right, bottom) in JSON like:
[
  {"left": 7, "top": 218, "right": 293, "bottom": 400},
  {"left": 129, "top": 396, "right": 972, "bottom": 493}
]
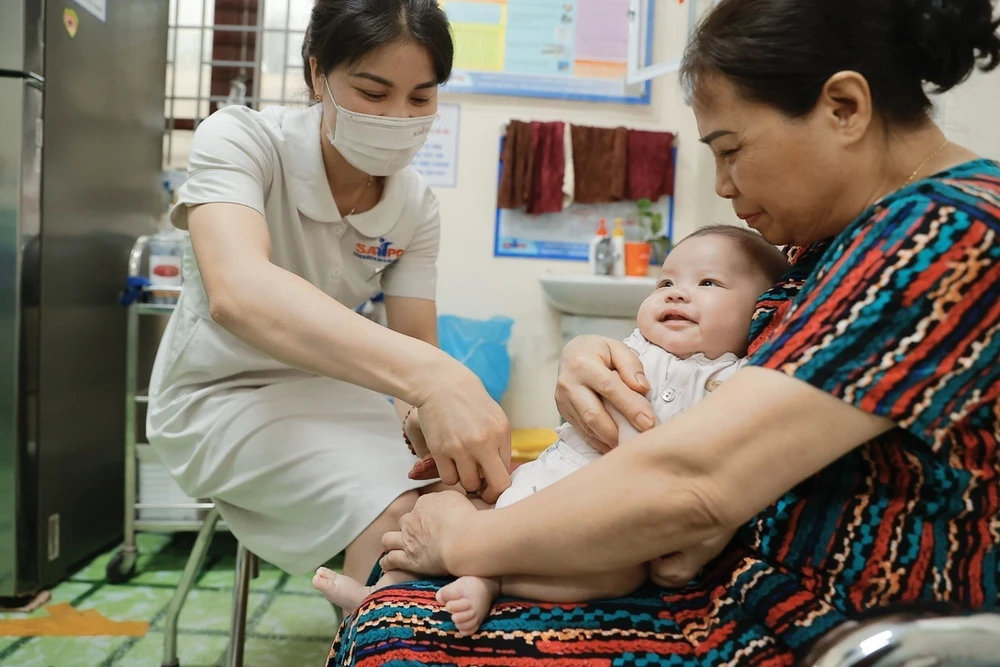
[
  {"left": 555, "top": 335, "right": 655, "bottom": 453},
  {"left": 380, "top": 490, "right": 475, "bottom": 576},
  {"left": 416, "top": 366, "right": 512, "bottom": 504}
]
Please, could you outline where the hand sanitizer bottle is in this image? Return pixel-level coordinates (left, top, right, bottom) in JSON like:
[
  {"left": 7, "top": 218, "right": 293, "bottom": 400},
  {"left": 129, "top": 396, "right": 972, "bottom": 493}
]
[{"left": 611, "top": 218, "right": 626, "bottom": 277}]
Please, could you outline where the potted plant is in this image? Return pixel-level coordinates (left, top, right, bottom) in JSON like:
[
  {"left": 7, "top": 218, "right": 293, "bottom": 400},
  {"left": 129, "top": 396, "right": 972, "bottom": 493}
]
[{"left": 635, "top": 198, "right": 672, "bottom": 265}]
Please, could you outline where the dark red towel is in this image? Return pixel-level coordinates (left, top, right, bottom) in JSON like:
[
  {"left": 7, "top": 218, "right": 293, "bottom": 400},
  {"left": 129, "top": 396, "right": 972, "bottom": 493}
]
[
  {"left": 571, "top": 124, "right": 628, "bottom": 204},
  {"left": 497, "top": 120, "right": 535, "bottom": 209},
  {"left": 626, "top": 130, "right": 675, "bottom": 201},
  {"left": 527, "top": 121, "right": 566, "bottom": 215}
]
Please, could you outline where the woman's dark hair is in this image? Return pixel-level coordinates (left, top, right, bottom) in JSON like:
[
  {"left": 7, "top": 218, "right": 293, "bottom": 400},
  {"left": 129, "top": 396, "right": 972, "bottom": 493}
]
[
  {"left": 680, "top": 0, "right": 1000, "bottom": 124},
  {"left": 302, "top": 0, "right": 454, "bottom": 95}
]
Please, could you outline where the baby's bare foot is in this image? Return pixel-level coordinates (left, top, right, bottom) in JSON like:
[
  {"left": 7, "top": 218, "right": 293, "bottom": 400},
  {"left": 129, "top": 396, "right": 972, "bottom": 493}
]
[
  {"left": 436, "top": 576, "right": 500, "bottom": 637},
  {"left": 312, "top": 567, "right": 372, "bottom": 613}
]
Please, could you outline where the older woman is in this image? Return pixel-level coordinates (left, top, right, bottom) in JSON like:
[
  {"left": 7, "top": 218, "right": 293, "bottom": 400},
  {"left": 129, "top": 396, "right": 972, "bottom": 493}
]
[{"left": 329, "top": 0, "right": 1000, "bottom": 664}]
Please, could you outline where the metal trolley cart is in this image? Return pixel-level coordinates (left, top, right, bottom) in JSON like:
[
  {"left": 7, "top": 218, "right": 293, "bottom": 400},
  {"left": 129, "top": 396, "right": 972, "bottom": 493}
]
[
  {"left": 106, "top": 235, "right": 218, "bottom": 584},
  {"left": 107, "top": 236, "right": 258, "bottom": 667}
]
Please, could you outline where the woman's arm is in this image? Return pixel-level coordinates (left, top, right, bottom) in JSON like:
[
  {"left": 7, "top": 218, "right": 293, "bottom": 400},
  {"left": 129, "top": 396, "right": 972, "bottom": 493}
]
[
  {"left": 190, "top": 204, "right": 450, "bottom": 403},
  {"left": 189, "top": 204, "right": 511, "bottom": 500},
  {"left": 385, "top": 295, "right": 438, "bottom": 426},
  {"left": 381, "top": 366, "right": 893, "bottom": 578},
  {"left": 385, "top": 295, "right": 438, "bottom": 455}
]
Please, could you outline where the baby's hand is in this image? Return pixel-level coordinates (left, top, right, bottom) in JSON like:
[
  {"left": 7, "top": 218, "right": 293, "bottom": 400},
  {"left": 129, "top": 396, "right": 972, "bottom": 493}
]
[{"left": 649, "top": 531, "right": 736, "bottom": 588}]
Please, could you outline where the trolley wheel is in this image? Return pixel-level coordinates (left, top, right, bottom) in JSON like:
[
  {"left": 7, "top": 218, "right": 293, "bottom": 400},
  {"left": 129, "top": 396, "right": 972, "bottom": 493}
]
[{"left": 106, "top": 549, "right": 137, "bottom": 584}]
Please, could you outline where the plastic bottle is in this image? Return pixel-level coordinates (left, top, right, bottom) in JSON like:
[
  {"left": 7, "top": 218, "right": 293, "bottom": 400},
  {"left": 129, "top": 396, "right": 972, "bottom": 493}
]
[
  {"left": 611, "top": 218, "right": 626, "bottom": 277},
  {"left": 148, "top": 180, "right": 185, "bottom": 304},
  {"left": 588, "top": 219, "right": 611, "bottom": 274}
]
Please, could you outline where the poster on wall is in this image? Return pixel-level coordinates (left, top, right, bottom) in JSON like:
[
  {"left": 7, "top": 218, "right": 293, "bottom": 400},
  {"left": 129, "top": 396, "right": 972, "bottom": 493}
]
[
  {"left": 411, "top": 103, "right": 461, "bottom": 188},
  {"left": 495, "top": 198, "right": 673, "bottom": 261},
  {"left": 440, "top": 0, "right": 654, "bottom": 105}
]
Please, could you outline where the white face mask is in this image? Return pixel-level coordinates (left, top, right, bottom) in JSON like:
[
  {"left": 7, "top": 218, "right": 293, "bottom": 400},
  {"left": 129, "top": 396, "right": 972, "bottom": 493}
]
[{"left": 323, "top": 77, "right": 436, "bottom": 176}]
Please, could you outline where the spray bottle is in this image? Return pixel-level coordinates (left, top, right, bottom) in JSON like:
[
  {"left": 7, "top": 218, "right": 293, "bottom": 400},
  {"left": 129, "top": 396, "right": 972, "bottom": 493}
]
[{"left": 588, "top": 219, "right": 612, "bottom": 274}]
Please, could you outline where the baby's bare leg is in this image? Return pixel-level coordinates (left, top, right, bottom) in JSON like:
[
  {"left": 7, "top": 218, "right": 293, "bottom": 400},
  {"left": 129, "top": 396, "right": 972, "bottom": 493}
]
[
  {"left": 501, "top": 564, "right": 648, "bottom": 603},
  {"left": 437, "top": 575, "right": 501, "bottom": 636},
  {"left": 436, "top": 564, "right": 648, "bottom": 637},
  {"left": 313, "top": 566, "right": 420, "bottom": 614}
]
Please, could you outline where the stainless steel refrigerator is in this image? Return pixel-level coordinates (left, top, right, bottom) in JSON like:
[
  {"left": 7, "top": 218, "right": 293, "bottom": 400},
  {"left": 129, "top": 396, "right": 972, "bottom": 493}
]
[{"left": 1, "top": 0, "right": 168, "bottom": 597}]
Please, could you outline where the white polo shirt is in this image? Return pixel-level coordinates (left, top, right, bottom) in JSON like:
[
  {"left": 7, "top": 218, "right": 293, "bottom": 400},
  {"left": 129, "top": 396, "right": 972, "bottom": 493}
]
[
  {"left": 146, "top": 104, "right": 442, "bottom": 519},
  {"left": 152, "top": 103, "right": 440, "bottom": 390},
  {"left": 172, "top": 102, "right": 440, "bottom": 306}
]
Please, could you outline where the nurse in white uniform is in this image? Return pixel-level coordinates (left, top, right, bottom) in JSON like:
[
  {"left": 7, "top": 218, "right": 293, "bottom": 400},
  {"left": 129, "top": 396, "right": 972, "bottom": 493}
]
[{"left": 146, "top": 0, "right": 511, "bottom": 583}]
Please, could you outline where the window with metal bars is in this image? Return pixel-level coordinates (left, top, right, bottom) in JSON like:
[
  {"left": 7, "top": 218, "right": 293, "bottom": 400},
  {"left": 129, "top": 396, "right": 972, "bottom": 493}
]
[{"left": 164, "top": 0, "right": 314, "bottom": 168}]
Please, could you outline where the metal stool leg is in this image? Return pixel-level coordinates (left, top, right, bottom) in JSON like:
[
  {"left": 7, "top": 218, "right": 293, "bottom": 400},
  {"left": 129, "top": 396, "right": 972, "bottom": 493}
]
[
  {"left": 161, "top": 508, "right": 220, "bottom": 667},
  {"left": 226, "top": 545, "right": 255, "bottom": 667}
]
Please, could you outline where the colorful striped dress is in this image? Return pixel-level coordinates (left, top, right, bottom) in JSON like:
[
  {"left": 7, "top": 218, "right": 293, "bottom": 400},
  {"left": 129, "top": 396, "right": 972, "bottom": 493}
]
[{"left": 328, "top": 159, "right": 1000, "bottom": 667}]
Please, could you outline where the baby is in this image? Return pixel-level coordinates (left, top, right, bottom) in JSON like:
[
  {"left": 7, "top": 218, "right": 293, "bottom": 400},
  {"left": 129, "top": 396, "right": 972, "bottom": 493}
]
[{"left": 314, "top": 225, "right": 790, "bottom": 634}]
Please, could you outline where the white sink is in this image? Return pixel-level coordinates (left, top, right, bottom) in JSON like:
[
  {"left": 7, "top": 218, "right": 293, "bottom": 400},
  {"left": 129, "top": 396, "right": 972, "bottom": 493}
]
[{"left": 539, "top": 273, "right": 657, "bottom": 318}]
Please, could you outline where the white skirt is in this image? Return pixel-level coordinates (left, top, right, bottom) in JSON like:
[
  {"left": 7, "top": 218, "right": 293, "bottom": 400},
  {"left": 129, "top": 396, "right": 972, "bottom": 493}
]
[{"left": 149, "top": 375, "right": 431, "bottom": 575}]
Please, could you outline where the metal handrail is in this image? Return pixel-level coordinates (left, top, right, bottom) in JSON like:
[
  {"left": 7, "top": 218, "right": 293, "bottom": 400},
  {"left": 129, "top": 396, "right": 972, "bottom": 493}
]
[{"left": 807, "top": 612, "right": 1000, "bottom": 666}]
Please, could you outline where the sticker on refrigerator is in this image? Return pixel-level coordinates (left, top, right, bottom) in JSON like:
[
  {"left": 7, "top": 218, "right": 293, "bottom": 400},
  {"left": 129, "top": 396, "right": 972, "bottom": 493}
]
[
  {"left": 63, "top": 8, "right": 79, "bottom": 37},
  {"left": 73, "top": 0, "right": 106, "bottom": 23}
]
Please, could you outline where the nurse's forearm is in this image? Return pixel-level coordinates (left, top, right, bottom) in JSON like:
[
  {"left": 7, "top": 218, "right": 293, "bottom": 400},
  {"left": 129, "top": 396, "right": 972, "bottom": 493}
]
[
  {"left": 210, "top": 260, "right": 462, "bottom": 407},
  {"left": 386, "top": 296, "right": 439, "bottom": 426}
]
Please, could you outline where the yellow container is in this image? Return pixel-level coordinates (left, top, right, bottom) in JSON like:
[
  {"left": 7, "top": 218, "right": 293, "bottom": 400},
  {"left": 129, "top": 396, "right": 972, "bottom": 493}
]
[{"left": 511, "top": 428, "right": 558, "bottom": 463}]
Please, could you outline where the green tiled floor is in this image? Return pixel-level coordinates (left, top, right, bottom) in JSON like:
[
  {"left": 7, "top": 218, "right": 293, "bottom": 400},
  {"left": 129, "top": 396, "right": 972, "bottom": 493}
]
[{"left": 0, "top": 532, "right": 340, "bottom": 666}]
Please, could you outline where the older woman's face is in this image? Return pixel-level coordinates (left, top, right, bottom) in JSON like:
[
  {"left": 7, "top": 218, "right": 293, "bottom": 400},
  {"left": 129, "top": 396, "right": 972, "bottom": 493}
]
[{"left": 693, "top": 75, "right": 855, "bottom": 247}]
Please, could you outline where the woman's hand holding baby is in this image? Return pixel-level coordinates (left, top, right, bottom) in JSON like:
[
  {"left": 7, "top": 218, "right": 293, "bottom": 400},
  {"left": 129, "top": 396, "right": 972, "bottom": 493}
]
[
  {"left": 556, "top": 336, "right": 656, "bottom": 452},
  {"left": 380, "top": 490, "right": 477, "bottom": 576},
  {"left": 649, "top": 531, "right": 736, "bottom": 588}
]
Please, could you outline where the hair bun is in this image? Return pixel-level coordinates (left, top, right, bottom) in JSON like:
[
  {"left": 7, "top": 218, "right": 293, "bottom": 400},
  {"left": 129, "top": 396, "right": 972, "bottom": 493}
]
[{"left": 898, "top": 0, "right": 1000, "bottom": 91}]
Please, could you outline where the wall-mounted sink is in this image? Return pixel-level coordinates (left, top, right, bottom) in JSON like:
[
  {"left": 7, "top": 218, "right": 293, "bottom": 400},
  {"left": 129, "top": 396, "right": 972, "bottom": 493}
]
[{"left": 539, "top": 274, "right": 657, "bottom": 318}]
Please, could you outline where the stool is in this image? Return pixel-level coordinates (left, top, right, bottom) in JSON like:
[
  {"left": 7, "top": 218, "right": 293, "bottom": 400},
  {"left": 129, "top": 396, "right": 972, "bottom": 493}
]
[{"left": 160, "top": 507, "right": 257, "bottom": 667}]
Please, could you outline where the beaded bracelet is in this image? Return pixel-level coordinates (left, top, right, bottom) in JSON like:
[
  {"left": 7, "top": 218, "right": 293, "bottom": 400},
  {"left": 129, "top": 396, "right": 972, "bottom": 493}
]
[{"left": 402, "top": 406, "right": 417, "bottom": 456}]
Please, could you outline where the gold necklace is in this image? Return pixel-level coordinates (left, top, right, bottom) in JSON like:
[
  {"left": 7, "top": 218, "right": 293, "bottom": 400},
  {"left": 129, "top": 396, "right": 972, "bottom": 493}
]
[
  {"left": 904, "top": 139, "right": 950, "bottom": 186},
  {"left": 346, "top": 175, "right": 375, "bottom": 216}
]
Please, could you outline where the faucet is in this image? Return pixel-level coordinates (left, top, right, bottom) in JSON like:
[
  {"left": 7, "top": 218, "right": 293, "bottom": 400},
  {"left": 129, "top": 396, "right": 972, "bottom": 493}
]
[{"left": 804, "top": 611, "right": 1000, "bottom": 666}]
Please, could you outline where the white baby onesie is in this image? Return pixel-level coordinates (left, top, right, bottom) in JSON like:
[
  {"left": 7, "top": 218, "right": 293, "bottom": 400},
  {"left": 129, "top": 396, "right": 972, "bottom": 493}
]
[{"left": 495, "top": 329, "right": 747, "bottom": 509}]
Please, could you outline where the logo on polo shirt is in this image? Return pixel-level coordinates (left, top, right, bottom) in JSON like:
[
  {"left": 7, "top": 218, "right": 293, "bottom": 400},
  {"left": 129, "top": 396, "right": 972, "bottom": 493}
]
[{"left": 354, "top": 238, "right": 405, "bottom": 263}]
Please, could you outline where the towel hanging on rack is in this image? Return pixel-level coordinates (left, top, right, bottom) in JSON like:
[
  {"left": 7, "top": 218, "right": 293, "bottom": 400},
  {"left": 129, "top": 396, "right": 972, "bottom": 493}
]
[
  {"left": 497, "top": 120, "right": 535, "bottom": 209},
  {"left": 571, "top": 124, "right": 628, "bottom": 204},
  {"left": 626, "top": 130, "right": 675, "bottom": 201},
  {"left": 527, "top": 121, "right": 565, "bottom": 215}
]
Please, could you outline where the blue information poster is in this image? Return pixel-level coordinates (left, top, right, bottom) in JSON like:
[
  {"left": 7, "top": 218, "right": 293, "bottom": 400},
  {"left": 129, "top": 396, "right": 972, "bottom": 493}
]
[{"left": 441, "top": 0, "right": 654, "bottom": 105}]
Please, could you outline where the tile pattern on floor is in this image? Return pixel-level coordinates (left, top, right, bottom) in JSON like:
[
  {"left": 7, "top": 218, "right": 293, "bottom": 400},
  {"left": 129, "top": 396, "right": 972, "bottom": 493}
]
[{"left": 0, "top": 532, "right": 341, "bottom": 666}]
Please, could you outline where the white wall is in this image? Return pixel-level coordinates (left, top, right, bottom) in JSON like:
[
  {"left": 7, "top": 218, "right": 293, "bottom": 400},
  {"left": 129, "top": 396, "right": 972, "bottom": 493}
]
[
  {"left": 937, "top": 66, "right": 1000, "bottom": 161},
  {"left": 432, "top": 9, "right": 732, "bottom": 429}
]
